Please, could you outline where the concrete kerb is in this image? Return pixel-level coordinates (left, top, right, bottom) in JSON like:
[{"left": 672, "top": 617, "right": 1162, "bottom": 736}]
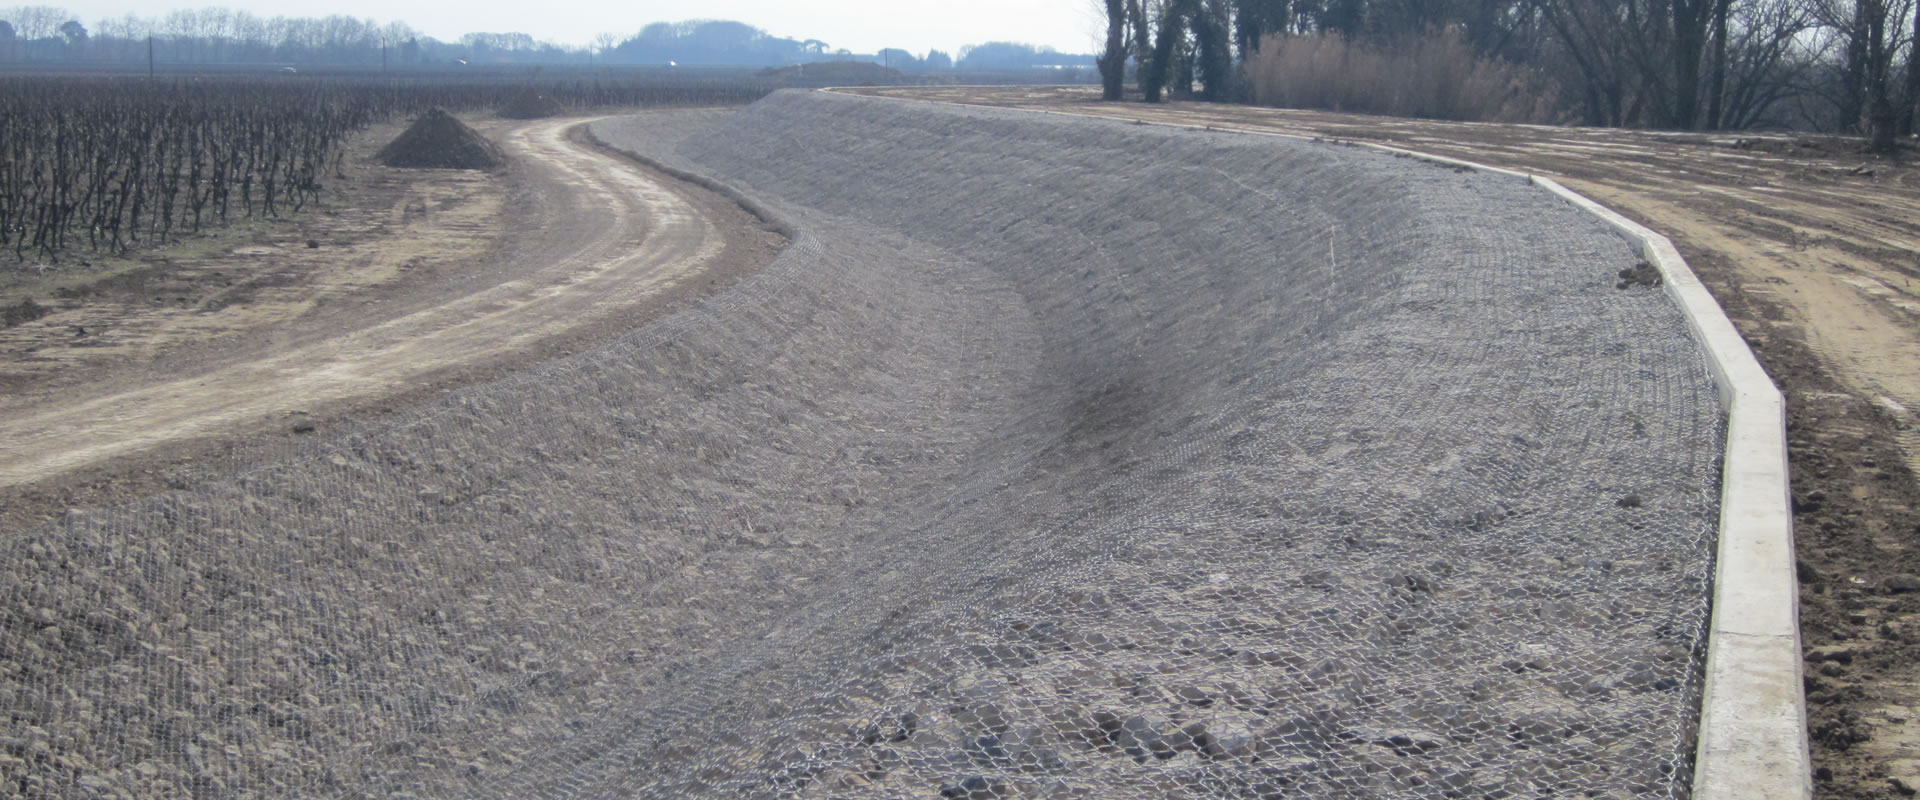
[
  {"left": 821, "top": 87, "right": 1810, "bottom": 800},
  {"left": 1536, "top": 177, "right": 1807, "bottom": 800}
]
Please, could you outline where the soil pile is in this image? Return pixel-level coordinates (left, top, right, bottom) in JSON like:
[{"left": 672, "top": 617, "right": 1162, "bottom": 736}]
[
  {"left": 498, "top": 87, "right": 567, "bottom": 120},
  {"left": 376, "top": 108, "right": 506, "bottom": 170}
]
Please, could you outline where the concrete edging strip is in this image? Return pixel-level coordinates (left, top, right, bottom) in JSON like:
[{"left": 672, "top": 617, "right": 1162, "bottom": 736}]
[
  {"left": 821, "top": 88, "right": 1810, "bottom": 800},
  {"left": 1530, "top": 176, "right": 1808, "bottom": 800}
]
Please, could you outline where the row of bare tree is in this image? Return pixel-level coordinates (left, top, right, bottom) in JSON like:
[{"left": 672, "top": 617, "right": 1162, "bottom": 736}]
[
  {"left": 0, "top": 6, "right": 585, "bottom": 68},
  {"left": 0, "top": 80, "right": 357, "bottom": 263},
  {"left": 1097, "top": 0, "right": 1920, "bottom": 145}
]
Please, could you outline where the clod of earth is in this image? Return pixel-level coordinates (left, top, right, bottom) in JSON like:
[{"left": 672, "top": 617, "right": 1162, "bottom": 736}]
[{"left": 1616, "top": 261, "right": 1662, "bottom": 290}]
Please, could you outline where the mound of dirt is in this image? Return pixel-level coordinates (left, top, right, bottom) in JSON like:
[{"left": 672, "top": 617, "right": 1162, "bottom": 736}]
[
  {"left": 376, "top": 108, "right": 507, "bottom": 170},
  {"left": 498, "top": 87, "right": 567, "bottom": 120},
  {"left": 2, "top": 297, "right": 48, "bottom": 328},
  {"left": 757, "top": 61, "right": 905, "bottom": 88}
]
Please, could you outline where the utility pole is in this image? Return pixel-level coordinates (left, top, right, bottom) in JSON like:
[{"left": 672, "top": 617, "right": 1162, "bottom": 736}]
[{"left": 147, "top": 34, "right": 154, "bottom": 79}]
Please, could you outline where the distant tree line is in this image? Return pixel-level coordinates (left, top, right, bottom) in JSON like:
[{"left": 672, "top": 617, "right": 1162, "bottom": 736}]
[
  {"left": 605, "top": 22, "right": 1089, "bottom": 70},
  {"left": 610, "top": 20, "right": 832, "bottom": 66},
  {"left": 0, "top": 7, "right": 1091, "bottom": 74},
  {"left": 1095, "top": 0, "right": 1920, "bottom": 144},
  {"left": 2, "top": 5, "right": 466, "bottom": 66}
]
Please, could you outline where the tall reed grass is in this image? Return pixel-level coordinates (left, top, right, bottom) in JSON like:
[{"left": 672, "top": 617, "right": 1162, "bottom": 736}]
[{"left": 1246, "top": 28, "right": 1559, "bottom": 123}]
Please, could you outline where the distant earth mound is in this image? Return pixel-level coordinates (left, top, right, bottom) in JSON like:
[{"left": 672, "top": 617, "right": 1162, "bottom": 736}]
[
  {"left": 757, "top": 61, "right": 905, "bottom": 88},
  {"left": 498, "top": 87, "right": 568, "bottom": 120},
  {"left": 377, "top": 108, "right": 507, "bottom": 170}
]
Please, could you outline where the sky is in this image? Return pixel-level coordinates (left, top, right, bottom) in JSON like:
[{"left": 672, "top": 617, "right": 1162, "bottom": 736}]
[{"left": 44, "top": 0, "right": 1107, "bottom": 55}]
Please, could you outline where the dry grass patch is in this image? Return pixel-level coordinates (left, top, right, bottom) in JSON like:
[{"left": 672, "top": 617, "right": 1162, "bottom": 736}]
[{"left": 1247, "top": 29, "right": 1559, "bottom": 123}]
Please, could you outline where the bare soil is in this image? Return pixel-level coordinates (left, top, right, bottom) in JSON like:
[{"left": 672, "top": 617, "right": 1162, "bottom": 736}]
[
  {"left": 0, "top": 110, "right": 781, "bottom": 535},
  {"left": 849, "top": 85, "right": 1920, "bottom": 800}
]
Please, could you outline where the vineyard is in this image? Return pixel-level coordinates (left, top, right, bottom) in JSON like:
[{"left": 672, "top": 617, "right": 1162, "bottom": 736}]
[{"left": 0, "top": 74, "right": 770, "bottom": 263}]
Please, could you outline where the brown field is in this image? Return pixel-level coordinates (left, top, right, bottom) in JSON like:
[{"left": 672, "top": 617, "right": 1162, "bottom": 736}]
[{"left": 845, "top": 85, "right": 1920, "bottom": 799}]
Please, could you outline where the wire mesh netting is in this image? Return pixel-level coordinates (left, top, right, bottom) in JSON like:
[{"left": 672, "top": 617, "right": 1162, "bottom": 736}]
[{"left": 2, "top": 91, "right": 1724, "bottom": 799}]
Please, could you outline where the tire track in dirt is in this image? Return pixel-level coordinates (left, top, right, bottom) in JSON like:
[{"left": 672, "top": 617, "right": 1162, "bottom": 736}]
[{"left": 0, "top": 117, "right": 726, "bottom": 490}]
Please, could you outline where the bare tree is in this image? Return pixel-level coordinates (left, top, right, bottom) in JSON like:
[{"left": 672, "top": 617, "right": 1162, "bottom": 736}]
[
  {"left": 1144, "top": 0, "right": 1192, "bottom": 101},
  {"left": 1128, "top": 0, "right": 1155, "bottom": 88},
  {"left": 1195, "top": 0, "right": 1235, "bottom": 99},
  {"left": 1811, "top": 0, "right": 1914, "bottom": 148},
  {"left": 6, "top": 5, "right": 65, "bottom": 39},
  {"left": 1667, "top": 0, "right": 1724, "bottom": 127},
  {"left": 1710, "top": 0, "right": 1822, "bottom": 128},
  {"left": 1138, "top": 0, "right": 1233, "bottom": 101},
  {"left": 1100, "top": 0, "right": 1130, "bottom": 99},
  {"left": 1540, "top": 0, "right": 1657, "bottom": 125},
  {"left": 56, "top": 18, "right": 82, "bottom": 58},
  {"left": 1538, "top": 0, "right": 1732, "bottom": 129},
  {"left": 1233, "top": 0, "right": 1290, "bottom": 55},
  {"left": 1901, "top": 0, "right": 1920, "bottom": 132}
]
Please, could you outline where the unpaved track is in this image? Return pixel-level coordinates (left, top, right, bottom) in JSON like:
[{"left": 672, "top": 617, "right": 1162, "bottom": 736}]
[{"left": 0, "top": 117, "right": 732, "bottom": 491}]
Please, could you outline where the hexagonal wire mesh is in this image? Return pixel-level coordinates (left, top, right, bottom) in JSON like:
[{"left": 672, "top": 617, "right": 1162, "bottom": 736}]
[{"left": 0, "top": 93, "right": 1722, "bottom": 799}]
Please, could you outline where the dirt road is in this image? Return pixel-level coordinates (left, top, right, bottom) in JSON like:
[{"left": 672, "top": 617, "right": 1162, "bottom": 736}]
[
  {"left": 849, "top": 86, "right": 1920, "bottom": 799},
  {"left": 0, "top": 113, "right": 779, "bottom": 530}
]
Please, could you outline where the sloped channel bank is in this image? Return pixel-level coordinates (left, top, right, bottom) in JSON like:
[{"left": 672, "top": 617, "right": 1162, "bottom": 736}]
[{"left": 1, "top": 92, "right": 1722, "bottom": 798}]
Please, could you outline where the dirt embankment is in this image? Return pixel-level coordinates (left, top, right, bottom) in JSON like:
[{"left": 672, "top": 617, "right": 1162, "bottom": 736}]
[
  {"left": 0, "top": 111, "right": 782, "bottom": 534},
  {"left": 0, "top": 93, "right": 1723, "bottom": 800},
  {"left": 847, "top": 86, "right": 1920, "bottom": 799}
]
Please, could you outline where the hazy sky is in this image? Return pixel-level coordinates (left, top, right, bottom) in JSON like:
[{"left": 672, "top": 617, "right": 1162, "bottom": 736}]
[{"left": 49, "top": 0, "right": 1107, "bottom": 55}]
